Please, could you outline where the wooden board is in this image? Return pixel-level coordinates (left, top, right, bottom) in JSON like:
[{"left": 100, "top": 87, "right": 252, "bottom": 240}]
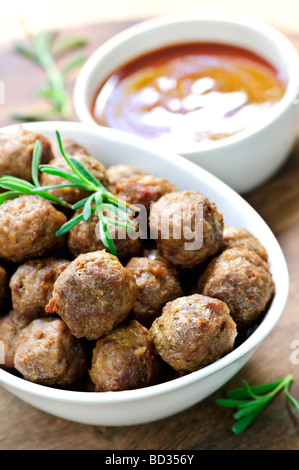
[{"left": 0, "top": 19, "right": 299, "bottom": 451}]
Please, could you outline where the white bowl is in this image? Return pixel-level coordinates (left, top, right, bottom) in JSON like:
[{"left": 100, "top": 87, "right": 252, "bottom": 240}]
[
  {"left": 74, "top": 12, "right": 299, "bottom": 194},
  {"left": 0, "top": 121, "right": 289, "bottom": 426}
]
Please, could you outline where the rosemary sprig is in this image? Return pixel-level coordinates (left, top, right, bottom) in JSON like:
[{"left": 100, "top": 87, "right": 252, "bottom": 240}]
[
  {"left": 0, "top": 131, "right": 138, "bottom": 256},
  {"left": 12, "top": 30, "right": 87, "bottom": 121},
  {"left": 216, "top": 374, "right": 299, "bottom": 434}
]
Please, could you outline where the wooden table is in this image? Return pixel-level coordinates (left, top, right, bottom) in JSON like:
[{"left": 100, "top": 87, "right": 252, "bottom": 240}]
[{"left": 0, "top": 19, "right": 299, "bottom": 451}]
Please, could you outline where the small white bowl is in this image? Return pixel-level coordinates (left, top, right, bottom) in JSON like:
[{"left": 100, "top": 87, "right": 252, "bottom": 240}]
[
  {"left": 74, "top": 12, "right": 299, "bottom": 194},
  {"left": 0, "top": 121, "right": 289, "bottom": 426}
]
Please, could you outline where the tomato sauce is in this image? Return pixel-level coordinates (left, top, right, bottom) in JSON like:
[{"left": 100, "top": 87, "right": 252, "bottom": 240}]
[{"left": 92, "top": 43, "right": 286, "bottom": 149}]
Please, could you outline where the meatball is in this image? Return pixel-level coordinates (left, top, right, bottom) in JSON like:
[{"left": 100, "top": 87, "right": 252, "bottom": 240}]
[
  {"left": 46, "top": 250, "right": 138, "bottom": 340},
  {"left": 222, "top": 225, "right": 268, "bottom": 260},
  {"left": 58, "top": 138, "right": 89, "bottom": 157},
  {"left": 149, "top": 190, "right": 223, "bottom": 269},
  {"left": 107, "top": 164, "right": 145, "bottom": 193},
  {"left": 67, "top": 207, "right": 143, "bottom": 261},
  {"left": 0, "top": 127, "right": 53, "bottom": 182},
  {"left": 40, "top": 151, "right": 108, "bottom": 204},
  {"left": 126, "top": 257, "right": 183, "bottom": 325},
  {"left": 198, "top": 247, "right": 275, "bottom": 327},
  {"left": 150, "top": 294, "right": 237, "bottom": 373},
  {"left": 0, "top": 195, "right": 67, "bottom": 263},
  {"left": 0, "top": 310, "right": 31, "bottom": 369},
  {"left": 14, "top": 317, "right": 87, "bottom": 386},
  {"left": 89, "top": 319, "right": 162, "bottom": 391},
  {"left": 10, "top": 258, "right": 70, "bottom": 318},
  {"left": 0, "top": 265, "right": 9, "bottom": 312},
  {"left": 113, "top": 173, "right": 177, "bottom": 214}
]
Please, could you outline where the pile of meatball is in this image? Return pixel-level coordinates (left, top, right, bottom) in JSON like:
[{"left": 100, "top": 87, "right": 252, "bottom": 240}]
[{"left": 0, "top": 127, "right": 275, "bottom": 392}]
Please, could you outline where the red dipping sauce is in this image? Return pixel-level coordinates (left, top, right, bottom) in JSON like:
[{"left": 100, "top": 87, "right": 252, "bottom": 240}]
[{"left": 92, "top": 43, "right": 285, "bottom": 150}]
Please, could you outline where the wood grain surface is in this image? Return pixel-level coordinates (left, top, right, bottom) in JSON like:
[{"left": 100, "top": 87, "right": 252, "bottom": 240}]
[{"left": 0, "top": 19, "right": 299, "bottom": 451}]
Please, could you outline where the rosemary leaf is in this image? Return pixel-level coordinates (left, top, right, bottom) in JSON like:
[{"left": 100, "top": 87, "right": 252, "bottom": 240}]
[
  {"left": 32, "top": 189, "right": 73, "bottom": 208},
  {"left": 0, "top": 191, "right": 21, "bottom": 204},
  {"left": 217, "top": 374, "right": 298, "bottom": 434},
  {"left": 72, "top": 196, "right": 91, "bottom": 210},
  {"left": 83, "top": 194, "right": 95, "bottom": 221},
  {"left": 52, "top": 36, "right": 87, "bottom": 56},
  {"left": 13, "top": 30, "right": 87, "bottom": 121},
  {"left": 31, "top": 139, "right": 43, "bottom": 187},
  {"left": 39, "top": 165, "right": 87, "bottom": 187},
  {"left": 14, "top": 43, "right": 39, "bottom": 64},
  {"left": 69, "top": 156, "right": 104, "bottom": 190},
  {"left": 284, "top": 383, "right": 299, "bottom": 411},
  {"left": 232, "top": 405, "right": 267, "bottom": 434},
  {"left": 227, "top": 378, "right": 284, "bottom": 399},
  {"left": 0, "top": 178, "right": 34, "bottom": 192},
  {"left": 102, "top": 203, "right": 137, "bottom": 226},
  {"left": 104, "top": 216, "right": 137, "bottom": 231},
  {"left": 55, "top": 211, "right": 86, "bottom": 237},
  {"left": 61, "top": 54, "right": 87, "bottom": 77}
]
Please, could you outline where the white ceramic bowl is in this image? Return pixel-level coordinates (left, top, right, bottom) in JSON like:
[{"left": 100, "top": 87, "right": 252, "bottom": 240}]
[
  {"left": 74, "top": 12, "right": 299, "bottom": 194},
  {"left": 0, "top": 121, "right": 289, "bottom": 426}
]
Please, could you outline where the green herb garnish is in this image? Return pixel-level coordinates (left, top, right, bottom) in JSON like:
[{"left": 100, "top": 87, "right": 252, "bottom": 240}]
[
  {"left": 216, "top": 374, "right": 299, "bottom": 434},
  {"left": 0, "top": 131, "right": 138, "bottom": 256},
  {"left": 12, "top": 30, "right": 87, "bottom": 121}
]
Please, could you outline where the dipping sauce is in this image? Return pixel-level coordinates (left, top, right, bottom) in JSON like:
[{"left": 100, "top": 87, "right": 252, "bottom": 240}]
[{"left": 92, "top": 43, "right": 286, "bottom": 150}]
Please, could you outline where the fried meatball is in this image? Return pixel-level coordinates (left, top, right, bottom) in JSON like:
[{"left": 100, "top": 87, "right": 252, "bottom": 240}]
[
  {"left": 46, "top": 250, "right": 138, "bottom": 340},
  {"left": 0, "top": 127, "right": 53, "bottom": 182},
  {"left": 113, "top": 173, "right": 177, "bottom": 214},
  {"left": 149, "top": 190, "right": 223, "bottom": 269},
  {"left": 126, "top": 257, "right": 183, "bottom": 325},
  {"left": 67, "top": 207, "right": 143, "bottom": 261},
  {"left": 150, "top": 294, "right": 237, "bottom": 373},
  {"left": 89, "top": 319, "right": 162, "bottom": 391},
  {"left": 198, "top": 247, "right": 275, "bottom": 327},
  {"left": 222, "top": 225, "right": 268, "bottom": 260},
  {"left": 40, "top": 151, "right": 108, "bottom": 204},
  {"left": 0, "top": 265, "right": 9, "bottom": 312},
  {"left": 0, "top": 195, "right": 67, "bottom": 263},
  {"left": 107, "top": 164, "right": 145, "bottom": 193},
  {"left": 14, "top": 317, "right": 87, "bottom": 386},
  {"left": 0, "top": 310, "right": 31, "bottom": 369},
  {"left": 10, "top": 258, "right": 70, "bottom": 318}
]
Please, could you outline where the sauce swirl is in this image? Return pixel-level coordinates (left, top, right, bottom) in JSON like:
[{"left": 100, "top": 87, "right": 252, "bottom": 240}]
[{"left": 92, "top": 43, "right": 286, "bottom": 150}]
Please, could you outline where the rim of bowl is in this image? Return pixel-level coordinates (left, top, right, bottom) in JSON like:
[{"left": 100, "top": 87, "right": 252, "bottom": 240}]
[
  {"left": 74, "top": 11, "right": 299, "bottom": 155},
  {"left": 0, "top": 121, "right": 289, "bottom": 404}
]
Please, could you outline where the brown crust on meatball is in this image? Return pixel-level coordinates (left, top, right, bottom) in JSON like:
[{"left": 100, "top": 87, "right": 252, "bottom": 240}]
[
  {"left": 59, "top": 138, "right": 89, "bottom": 157},
  {"left": 113, "top": 173, "right": 177, "bottom": 214},
  {"left": 14, "top": 317, "right": 87, "bottom": 386},
  {"left": 150, "top": 294, "right": 237, "bottom": 373},
  {"left": 149, "top": 190, "right": 223, "bottom": 269},
  {"left": 89, "top": 319, "right": 162, "bottom": 391},
  {"left": 0, "top": 195, "right": 67, "bottom": 263},
  {"left": 67, "top": 208, "right": 143, "bottom": 261},
  {"left": 0, "top": 310, "right": 31, "bottom": 369},
  {"left": 0, "top": 127, "right": 54, "bottom": 182},
  {"left": 10, "top": 258, "right": 71, "bottom": 318},
  {"left": 107, "top": 164, "right": 145, "bottom": 193},
  {"left": 0, "top": 265, "right": 9, "bottom": 312},
  {"left": 45, "top": 250, "right": 138, "bottom": 340},
  {"left": 222, "top": 225, "right": 268, "bottom": 260},
  {"left": 198, "top": 247, "right": 275, "bottom": 327},
  {"left": 126, "top": 256, "right": 183, "bottom": 325}
]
